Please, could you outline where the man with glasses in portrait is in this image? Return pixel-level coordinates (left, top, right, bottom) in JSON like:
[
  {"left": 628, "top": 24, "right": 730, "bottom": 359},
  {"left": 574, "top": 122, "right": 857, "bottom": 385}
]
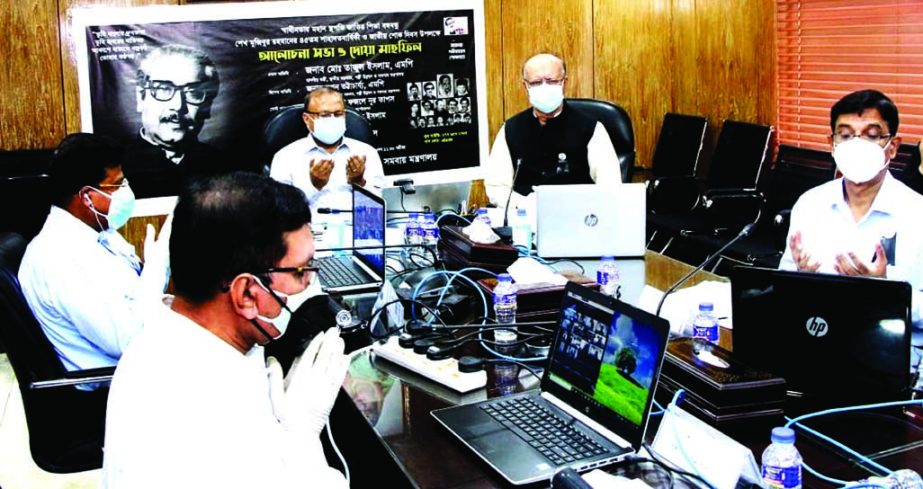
[
  {"left": 780, "top": 89, "right": 923, "bottom": 379},
  {"left": 483, "top": 53, "right": 621, "bottom": 214},
  {"left": 270, "top": 87, "right": 383, "bottom": 215},
  {"left": 124, "top": 44, "right": 229, "bottom": 198}
]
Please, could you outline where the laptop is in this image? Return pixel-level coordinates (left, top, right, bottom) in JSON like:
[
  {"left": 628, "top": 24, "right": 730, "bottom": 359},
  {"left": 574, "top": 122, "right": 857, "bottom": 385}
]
[
  {"left": 534, "top": 184, "right": 646, "bottom": 258},
  {"left": 730, "top": 266, "right": 912, "bottom": 405},
  {"left": 315, "top": 185, "right": 385, "bottom": 294},
  {"left": 431, "top": 282, "right": 670, "bottom": 485},
  {"left": 382, "top": 180, "right": 471, "bottom": 214}
]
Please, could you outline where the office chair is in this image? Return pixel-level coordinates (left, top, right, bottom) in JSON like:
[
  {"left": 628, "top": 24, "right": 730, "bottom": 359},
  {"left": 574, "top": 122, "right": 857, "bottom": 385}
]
[
  {"left": 645, "top": 113, "right": 708, "bottom": 213},
  {"left": 0, "top": 232, "right": 113, "bottom": 473},
  {"left": 260, "top": 104, "right": 376, "bottom": 172},
  {"left": 648, "top": 119, "right": 773, "bottom": 252},
  {"left": 567, "top": 98, "right": 635, "bottom": 182}
]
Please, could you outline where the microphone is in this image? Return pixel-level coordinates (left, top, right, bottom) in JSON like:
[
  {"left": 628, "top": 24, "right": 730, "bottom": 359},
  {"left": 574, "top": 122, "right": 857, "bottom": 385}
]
[
  {"left": 655, "top": 222, "right": 755, "bottom": 317},
  {"left": 495, "top": 158, "right": 523, "bottom": 242}
]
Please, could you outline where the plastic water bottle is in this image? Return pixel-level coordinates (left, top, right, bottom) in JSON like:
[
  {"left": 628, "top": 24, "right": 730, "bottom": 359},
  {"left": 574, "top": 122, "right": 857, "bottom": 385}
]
[
  {"left": 596, "top": 256, "right": 620, "bottom": 298},
  {"left": 493, "top": 274, "right": 518, "bottom": 344},
  {"left": 511, "top": 208, "right": 532, "bottom": 250},
  {"left": 476, "top": 208, "right": 492, "bottom": 227},
  {"left": 405, "top": 212, "right": 423, "bottom": 245},
  {"left": 761, "top": 427, "right": 802, "bottom": 489},
  {"left": 422, "top": 212, "right": 439, "bottom": 247},
  {"left": 692, "top": 302, "right": 719, "bottom": 343},
  {"left": 857, "top": 470, "right": 923, "bottom": 489}
]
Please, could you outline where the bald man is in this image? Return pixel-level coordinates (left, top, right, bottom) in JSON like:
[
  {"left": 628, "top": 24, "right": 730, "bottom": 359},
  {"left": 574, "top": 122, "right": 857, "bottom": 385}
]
[{"left": 484, "top": 53, "right": 621, "bottom": 217}]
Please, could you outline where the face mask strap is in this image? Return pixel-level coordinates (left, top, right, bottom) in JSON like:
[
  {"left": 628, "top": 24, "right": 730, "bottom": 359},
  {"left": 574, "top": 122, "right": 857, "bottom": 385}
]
[{"left": 249, "top": 318, "right": 276, "bottom": 343}]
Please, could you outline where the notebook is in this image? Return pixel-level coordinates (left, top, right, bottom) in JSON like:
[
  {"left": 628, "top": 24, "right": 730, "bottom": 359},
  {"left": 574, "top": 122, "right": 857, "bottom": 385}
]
[
  {"left": 382, "top": 180, "right": 471, "bottom": 214},
  {"left": 534, "top": 184, "right": 646, "bottom": 259},
  {"left": 730, "top": 266, "right": 912, "bottom": 405},
  {"left": 315, "top": 185, "right": 385, "bottom": 294},
  {"left": 431, "top": 282, "right": 670, "bottom": 485}
]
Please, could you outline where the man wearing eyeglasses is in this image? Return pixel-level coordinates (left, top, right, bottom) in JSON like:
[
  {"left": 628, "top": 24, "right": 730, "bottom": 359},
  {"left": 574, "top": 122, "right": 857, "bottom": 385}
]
[
  {"left": 781, "top": 89, "right": 923, "bottom": 355},
  {"left": 103, "top": 172, "right": 348, "bottom": 487},
  {"left": 269, "top": 87, "right": 383, "bottom": 215},
  {"left": 123, "top": 44, "right": 228, "bottom": 198},
  {"left": 18, "top": 134, "right": 171, "bottom": 382},
  {"left": 484, "top": 52, "right": 621, "bottom": 219}
]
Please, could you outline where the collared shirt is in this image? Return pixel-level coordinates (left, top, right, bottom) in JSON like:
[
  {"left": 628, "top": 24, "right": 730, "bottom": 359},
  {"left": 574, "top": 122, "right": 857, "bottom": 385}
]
[
  {"left": 18, "top": 206, "right": 146, "bottom": 371},
  {"left": 102, "top": 299, "right": 347, "bottom": 489},
  {"left": 780, "top": 173, "right": 923, "bottom": 345},
  {"left": 483, "top": 114, "right": 621, "bottom": 220},
  {"left": 270, "top": 135, "right": 384, "bottom": 217}
]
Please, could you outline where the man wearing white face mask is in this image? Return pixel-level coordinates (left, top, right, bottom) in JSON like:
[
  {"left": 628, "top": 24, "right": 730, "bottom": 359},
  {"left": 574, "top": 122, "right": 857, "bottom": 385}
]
[
  {"left": 780, "top": 89, "right": 923, "bottom": 351},
  {"left": 484, "top": 52, "right": 621, "bottom": 219},
  {"left": 270, "top": 87, "right": 384, "bottom": 217},
  {"left": 103, "top": 172, "right": 349, "bottom": 488},
  {"left": 18, "top": 133, "right": 171, "bottom": 380}
]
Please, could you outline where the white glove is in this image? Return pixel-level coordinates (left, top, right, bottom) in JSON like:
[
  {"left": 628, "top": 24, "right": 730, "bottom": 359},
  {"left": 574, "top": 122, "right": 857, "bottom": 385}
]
[
  {"left": 266, "top": 327, "right": 350, "bottom": 437},
  {"left": 138, "top": 213, "right": 173, "bottom": 299}
]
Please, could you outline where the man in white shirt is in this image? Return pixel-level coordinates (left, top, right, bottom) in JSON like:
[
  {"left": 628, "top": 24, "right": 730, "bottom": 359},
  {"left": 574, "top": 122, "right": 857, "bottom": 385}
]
[
  {"left": 484, "top": 53, "right": 621, "bottom": 217},
  {"left": 270, "top": 87, "right": 384, "bottom": 215},
  {"left": 18, "top": 133, "right": 170, "bottom": 376},
  {"left": 103, "top": 172, "right": 349, "bottom": 488},
  {"left": 780, "top": 89, "right": 923, "bottom": 357}
]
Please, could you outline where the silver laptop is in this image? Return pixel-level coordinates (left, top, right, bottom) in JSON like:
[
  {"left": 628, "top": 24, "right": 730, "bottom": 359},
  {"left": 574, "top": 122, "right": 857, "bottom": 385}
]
[
  {"left": 382, "top": 180, "right": 471, "bottom": 214},
  {"left": 535, "top": 184, "right": 646, "bottom": 258},
  {"left": 432, "top": 283, "right": 670, "bottom": 485},
  {"left": 315, "top": 185, "right": 385, "bottom": 294}
]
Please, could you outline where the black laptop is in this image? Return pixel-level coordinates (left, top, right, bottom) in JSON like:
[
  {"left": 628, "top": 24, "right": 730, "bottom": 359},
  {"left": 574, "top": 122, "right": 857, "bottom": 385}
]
[
  {"left": 315, "top": 185, "right": 385, "bottom": 294},
  {"left": 431, "top": 282, "right": 671, "bottom": 485},
  {"left": 730, "top": 266, "right": 912, "bottom": 406}
]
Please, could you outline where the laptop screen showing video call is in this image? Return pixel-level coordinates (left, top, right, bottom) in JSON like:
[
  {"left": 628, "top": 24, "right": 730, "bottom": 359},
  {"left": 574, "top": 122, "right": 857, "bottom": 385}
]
[
  {"left": 352, "top": 188, "right": 385, "bottom": 275},
  {"left": 548, "top": 290, "right": 664, "bottom": 428}
]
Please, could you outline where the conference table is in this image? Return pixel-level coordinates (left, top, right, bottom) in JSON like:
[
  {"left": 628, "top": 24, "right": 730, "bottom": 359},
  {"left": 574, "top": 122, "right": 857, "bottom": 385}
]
[{"left": 331, "top": 250, "right": 923, "bottom": 489}]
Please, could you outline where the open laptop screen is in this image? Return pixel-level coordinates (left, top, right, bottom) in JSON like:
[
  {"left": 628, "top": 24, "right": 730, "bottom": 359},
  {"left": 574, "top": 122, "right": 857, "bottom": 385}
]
[
  {"left": 543, "top": 284, "right": 670, "bottom": 449},
  {"left": 351, "top": 185, "right": 385, "bottom": 276}
]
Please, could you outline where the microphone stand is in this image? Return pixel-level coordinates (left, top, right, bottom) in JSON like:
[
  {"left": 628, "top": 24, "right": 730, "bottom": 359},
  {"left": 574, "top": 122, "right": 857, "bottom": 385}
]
[
  {"left": 495, "top": 158, "right": 523, "bottom": 242},
  {"left": 655, "top": 223, "right": 755, "bottom": 317}
]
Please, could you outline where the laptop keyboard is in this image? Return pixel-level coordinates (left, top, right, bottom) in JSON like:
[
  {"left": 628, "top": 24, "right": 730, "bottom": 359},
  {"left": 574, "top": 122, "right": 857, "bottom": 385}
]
[
  {"left": 481, "top": 396, "right": 607, "bottom": 466},
  {"left": 316, "top": 256, "right": 369, "bottom": 288}
]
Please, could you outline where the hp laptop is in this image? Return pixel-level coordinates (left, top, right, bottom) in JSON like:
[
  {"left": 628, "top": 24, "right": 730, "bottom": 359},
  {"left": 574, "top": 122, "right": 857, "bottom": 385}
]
[
  {"left": 315, "top": 185, "right": 385, "bottom": 294},
  {"left": 730, "top": 266, "right": 912, "bottom": 405},
  {"left": 534, "top": 184, "right": 646, "bottom": 258},
  {"left": 382, "top": 180, "right": 471, "bottom": 214},
  {"left": 432, "top": 282, "right": 670, "bottom": 485}
]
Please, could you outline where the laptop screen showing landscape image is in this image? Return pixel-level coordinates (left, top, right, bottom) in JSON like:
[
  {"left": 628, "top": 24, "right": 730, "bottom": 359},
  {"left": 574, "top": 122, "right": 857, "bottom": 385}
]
[{"left": 544, "top": 286, "right": 669, "bottom": 448}]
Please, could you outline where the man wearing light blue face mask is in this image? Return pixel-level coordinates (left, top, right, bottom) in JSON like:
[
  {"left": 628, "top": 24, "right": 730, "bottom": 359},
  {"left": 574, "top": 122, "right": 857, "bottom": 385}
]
[
  {"left": 484, "top": 52, "right": 622, "bottom": 219},
  {"left": 270, "top": 87, "right": 384, "bottom": 217},
  {"left": 102, "top": 172, "right": 348, "bottom": 488},
  {"left": 18, "top": 133, "right": 172, "bottom": 381},
  {"left": 780, "top": 89, "right": 923, "bottom": 364}
]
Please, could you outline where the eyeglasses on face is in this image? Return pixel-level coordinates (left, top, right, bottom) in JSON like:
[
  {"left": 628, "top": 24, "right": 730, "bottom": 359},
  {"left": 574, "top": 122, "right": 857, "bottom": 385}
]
[
  {"left": 144, "top": 81, "right": 211, "bottom": 105},
  {"left": 832, "top": 131, "right": 892, "bottom": 145},
  {"left": 523, "top": 77, "right": 565, "bottom": 88},
  {"left": 306, "top": 110, "right": 346, "bottom": 119},
  {"left": 263, "top": 263, "right": 320, "bottom": 282},
  {"left": 97, "top": 178, "right": 131, "bottom": 190}
]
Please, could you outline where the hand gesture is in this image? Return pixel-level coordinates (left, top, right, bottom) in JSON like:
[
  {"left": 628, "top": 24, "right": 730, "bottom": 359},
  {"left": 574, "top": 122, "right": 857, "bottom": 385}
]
[
  {"left": 834, "top": 243, "right": 887, "bottom": 278},
  {"left": 310, "top": 158, "right": 334, "bottom": 190},
  {"left": 789, "top": 231, "right": 820, "bottom": 272},
  {"left": 346, "top": 154, "right": 367, "bottom": 186}
]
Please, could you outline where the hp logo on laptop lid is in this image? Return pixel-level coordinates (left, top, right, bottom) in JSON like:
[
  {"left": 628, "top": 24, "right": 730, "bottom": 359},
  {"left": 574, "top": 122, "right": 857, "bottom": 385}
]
[
  {"left": 805, "top": 316, "right": 828, "bottom": 337},
  {"left": 583, "top": 214, "right": 598, "bottom": 227}
]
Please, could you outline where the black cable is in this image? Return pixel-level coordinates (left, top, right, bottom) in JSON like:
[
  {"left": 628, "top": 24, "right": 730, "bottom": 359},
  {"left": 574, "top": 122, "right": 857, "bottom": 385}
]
[
  {"left": 367, "top": 298, "right": 446, "bottom": 340},
  {"left": 546, "top": 258, "right": 585, "bottom": 274},
  {"left": 483, "top": 358, "right": 544, "bottom": 381},
  {"left": 637, "top": 442, "right": 717, "bottom": 489}
]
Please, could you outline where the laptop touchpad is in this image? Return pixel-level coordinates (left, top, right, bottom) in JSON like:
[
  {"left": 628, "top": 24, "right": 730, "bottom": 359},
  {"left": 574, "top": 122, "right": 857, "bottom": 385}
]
[{"left": 459, "top": 420, "right": 500, "bottom": 439}]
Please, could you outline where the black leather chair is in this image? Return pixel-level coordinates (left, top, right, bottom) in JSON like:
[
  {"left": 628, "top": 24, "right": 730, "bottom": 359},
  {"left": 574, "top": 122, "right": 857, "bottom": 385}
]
[
  {"left": 260, "top": 104, "right": 376, "bottom": 172},
  {"left": 0, "top": 232, "right": 113, "bottom": 473},
  {"left": 567, "top": 98, "right": 636, "bottom": 182},
  {"left": 645, "top": 113, "right": 708, "bottom": 213}
]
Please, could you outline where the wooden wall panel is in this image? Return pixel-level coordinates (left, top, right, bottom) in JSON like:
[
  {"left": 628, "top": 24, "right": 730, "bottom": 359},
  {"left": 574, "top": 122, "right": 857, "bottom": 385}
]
[
  {"left": 59, "top": 0, "right": 177, "bottom": 137},
  {"left": 0, "top": 0, "right": 66, "bottom": 150},
  {"left": 484, "top": 0, "right": 503, "bottom": 145},
  {"left": 499, "top": 0, "right": 595, "bottom": 122}
]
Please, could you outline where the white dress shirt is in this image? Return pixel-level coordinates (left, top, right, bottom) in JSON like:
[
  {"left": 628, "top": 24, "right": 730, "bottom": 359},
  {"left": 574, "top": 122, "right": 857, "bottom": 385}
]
[
  {"left": 780, "top": 174, "right": 923, "bottom": 345},
  {"left": 102, "top": 298, "right": 347, "bottom": 489},
  {"left": 483, "top": 116, "right": 622, "bottom": 220},
  {"left": 270, "top": 135, "right": 384, "bottom": 218},
  {"left": 18, "top": 206, "right": 149, "bottom": 371}
]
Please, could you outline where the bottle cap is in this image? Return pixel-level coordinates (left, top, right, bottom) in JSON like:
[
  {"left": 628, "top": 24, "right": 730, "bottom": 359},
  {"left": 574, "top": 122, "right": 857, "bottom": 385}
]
[
  {"left": 516, "top": 208, "right": 527, "bottom": 217},
  {"left": 477, "top": 208, "right": 488, "bottom": 215},
  {"left": 698, "top": 302, "right": 714, "bottom": 312},
  {"left": 770, "top": 426, "right": 795, "bottom": 444},
  {"left": 497, "top": 273, "right": 512, "bottom": 282},
  {"left": 601, "top": 255, "right": 615, "bottom": 262},
  {"left": 409, "top": 212, "right": 419, "bottom": 218}
]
